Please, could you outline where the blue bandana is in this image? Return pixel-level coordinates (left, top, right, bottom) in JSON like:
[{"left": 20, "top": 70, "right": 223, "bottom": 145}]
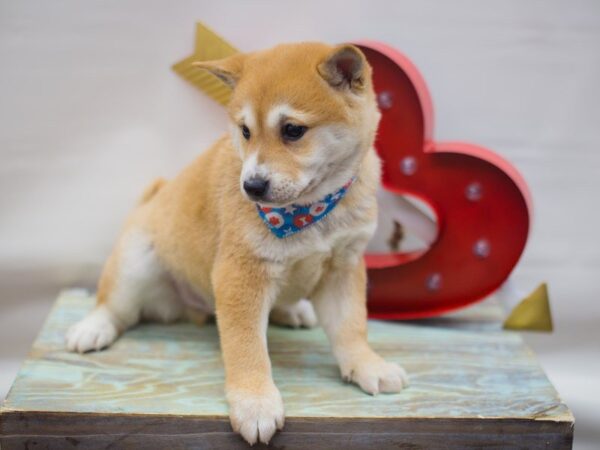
[{"left": 257, "top": 178, "right": 355, "bottom": 238}]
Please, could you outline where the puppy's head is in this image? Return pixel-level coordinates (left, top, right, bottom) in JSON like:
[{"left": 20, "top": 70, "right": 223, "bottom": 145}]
[{"left": 195, "top": 42, "right": 380, "bottom": 206}]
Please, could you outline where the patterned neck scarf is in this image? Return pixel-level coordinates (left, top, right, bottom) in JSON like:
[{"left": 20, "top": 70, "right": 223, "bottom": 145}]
[{"left": 256, "top": 178, "right": 355, "bottom": 238}]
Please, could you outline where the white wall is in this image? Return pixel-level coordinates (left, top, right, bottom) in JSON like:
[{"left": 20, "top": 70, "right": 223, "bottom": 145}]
[{"left": 1, "top": 1, "right": 599, "bottom": 447}]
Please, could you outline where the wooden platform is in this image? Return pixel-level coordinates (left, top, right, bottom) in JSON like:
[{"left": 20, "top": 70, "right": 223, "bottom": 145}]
[{"left": 0, "top": 290, "right": 573, "bottom": 449}]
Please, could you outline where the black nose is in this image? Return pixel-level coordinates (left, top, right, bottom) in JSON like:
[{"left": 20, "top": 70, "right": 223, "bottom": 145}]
[{"left": 243, "top": 177, "right": 269, "bottom": 199}]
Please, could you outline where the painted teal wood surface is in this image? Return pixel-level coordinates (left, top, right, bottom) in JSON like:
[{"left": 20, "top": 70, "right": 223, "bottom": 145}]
[{"left": 2, "top": 290, "right": 571, "bottom": 423}]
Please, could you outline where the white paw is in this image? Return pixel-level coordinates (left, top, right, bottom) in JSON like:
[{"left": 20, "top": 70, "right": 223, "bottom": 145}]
[
  {"left": 342, "top": 354, "right": 409, "bottom": 395},
  {"left": 65, "top": 306, "right": 118, "bottom": 353},
  {"left": 227, "top": 384, "right": 285, "bottom": 445},
  {"left": 270, "top": 299, "right": 318, "bottom": 328}
]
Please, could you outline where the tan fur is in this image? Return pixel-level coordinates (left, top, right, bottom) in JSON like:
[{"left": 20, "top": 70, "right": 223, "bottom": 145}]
[
  {"left": 67, "top": 42, "right": 408, "bottom": 445},
  {"left": 138, "top": 177, "right": 166, "bottom": 205}
]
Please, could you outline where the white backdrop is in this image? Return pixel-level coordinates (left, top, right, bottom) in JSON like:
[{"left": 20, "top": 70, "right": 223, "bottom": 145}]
[{"left": 1, "top": 1, "right": 599, "bottom": 448}]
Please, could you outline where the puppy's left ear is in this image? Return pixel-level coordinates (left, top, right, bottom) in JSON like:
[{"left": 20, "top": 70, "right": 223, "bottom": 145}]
[
  {"left": 318, "top": 45, "right": 367, "bottom": 91},
  {"left": 192, "top": 53, "right": 246, "bottom": 88}
]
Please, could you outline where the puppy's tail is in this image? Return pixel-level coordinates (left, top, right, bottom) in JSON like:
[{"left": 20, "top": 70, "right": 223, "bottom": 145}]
[{"left": 138, "top": 177, "right": 167, "bottom": 205}]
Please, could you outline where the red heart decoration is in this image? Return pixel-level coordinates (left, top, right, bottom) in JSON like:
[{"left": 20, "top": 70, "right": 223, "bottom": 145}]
[{"left": 355, "top": 41, "right": 532, "bottom": 319}]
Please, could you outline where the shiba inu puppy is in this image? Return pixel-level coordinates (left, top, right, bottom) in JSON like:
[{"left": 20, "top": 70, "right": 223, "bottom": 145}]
[{"left": 66, "top": 42, "right": 408, "bottom": 445}]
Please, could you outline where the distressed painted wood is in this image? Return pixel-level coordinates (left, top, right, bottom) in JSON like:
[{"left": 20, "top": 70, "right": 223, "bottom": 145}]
[{"left": 0, "top": 290, "right": 573, "bottom": 449}]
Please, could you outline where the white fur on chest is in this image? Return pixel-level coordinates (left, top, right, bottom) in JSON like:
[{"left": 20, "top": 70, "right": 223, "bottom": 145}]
[{"left": 246, "top": 200, "right": 377, "bottom": 304}]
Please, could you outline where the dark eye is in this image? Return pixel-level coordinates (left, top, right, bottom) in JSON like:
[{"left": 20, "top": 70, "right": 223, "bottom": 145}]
[
  {"left": 281, "top": 124, "right": 307, "bottom": 142},
  {"left": 241, "top": 125, "right": 251, "bottom": 140}
]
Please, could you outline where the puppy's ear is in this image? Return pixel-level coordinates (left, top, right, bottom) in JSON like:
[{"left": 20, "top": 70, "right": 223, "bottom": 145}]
[
  {"left": 192, "top": 53, "right": 246, "bottom": 88},
  {"left": 318, "top": 45, "right": 367, "bottom": 91}
]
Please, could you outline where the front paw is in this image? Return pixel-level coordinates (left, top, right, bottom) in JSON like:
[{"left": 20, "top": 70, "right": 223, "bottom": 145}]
[
  {"left": 341, "top": 353, "right": 409, "bottom": 395},
  {"left": 227, "top": 384, "right": 285, "bottom": 445}
]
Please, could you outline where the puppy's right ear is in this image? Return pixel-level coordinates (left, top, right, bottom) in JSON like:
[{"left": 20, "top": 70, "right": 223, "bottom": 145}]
[{"left": 192, "top": 53, "right": 246, "bottom": 88}]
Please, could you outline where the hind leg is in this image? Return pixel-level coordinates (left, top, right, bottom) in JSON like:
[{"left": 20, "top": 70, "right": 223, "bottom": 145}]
[
  {"left": 270, "top": 299, "right": 318, "bottom": 328},
  {"left": 66, "top": 230, "right": 183, "bottom": 353}
]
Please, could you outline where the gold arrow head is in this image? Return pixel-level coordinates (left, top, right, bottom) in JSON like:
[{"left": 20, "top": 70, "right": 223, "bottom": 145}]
[{"left": 503, "top": 282, "right": 553, "bottom": 332}]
